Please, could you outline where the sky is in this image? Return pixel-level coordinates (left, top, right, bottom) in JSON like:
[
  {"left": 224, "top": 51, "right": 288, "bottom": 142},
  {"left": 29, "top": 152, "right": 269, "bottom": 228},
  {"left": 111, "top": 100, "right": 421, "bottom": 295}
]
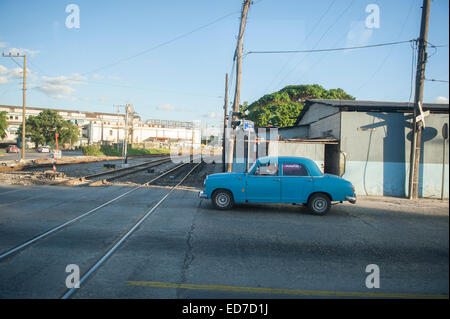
[{"left": 0, "top": 0, "right": 448, "bottom": 126}]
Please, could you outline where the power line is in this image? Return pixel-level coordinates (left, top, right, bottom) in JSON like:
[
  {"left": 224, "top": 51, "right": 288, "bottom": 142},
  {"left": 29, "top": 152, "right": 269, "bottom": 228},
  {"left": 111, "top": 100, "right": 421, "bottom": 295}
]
[
  {"left": 425, "top": 78, "right": 449, "bottom": 83},
  {"left": 81, "top": 10, "right": 240, "bottom": 76},
  {"left": 26, "top": 57, "right": 223, "bottom": 100},
  {"left": 246, "top": 40, "right": 414, "bottom": 55},
  {"left": 272, "top": 0, "right": 357, "bottom": 92},
  {"left": 408, "top": 40, "right": 418, "bottom": 111},
  {"left": 288, "top": 6, "right": 372, "bottom": 87},
  {"left": 259, "top": 0, "right": 337, "bottom": 96},
  {"left": 356, "top": 0, "right": 417, "bottom": 93}
]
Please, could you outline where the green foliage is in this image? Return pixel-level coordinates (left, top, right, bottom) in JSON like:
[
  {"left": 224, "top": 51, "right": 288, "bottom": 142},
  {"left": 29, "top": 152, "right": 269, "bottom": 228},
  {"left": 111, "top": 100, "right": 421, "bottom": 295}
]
[
  {"left": 126, "top": 147, "right": 169, "bottom": 156},
  {"left": 80, "top": 145, "right": 104, "bottom": 156},
  {"left": 246, "top": 84, "right": 355, "bottom": 127},
  {"left": 0, "top": 111, "right": 7, "bottom": 139},
  {"left": 81, "top": 144, "right": 170, "bottom": 157},
  {"left": 17, "top": 109, "right": 80, "bottom": 146},
  {"left": 99, "top": 145, "right": 122, "bottom": 156}
]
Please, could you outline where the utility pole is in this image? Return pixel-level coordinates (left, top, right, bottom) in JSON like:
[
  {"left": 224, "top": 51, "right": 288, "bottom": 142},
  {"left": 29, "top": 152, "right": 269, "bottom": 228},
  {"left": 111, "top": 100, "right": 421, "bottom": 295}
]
[
  {"left": 2, "top": 52, "right": 26, "bottom": 161},
  {"left": 122, "top": 104, "right": 133, "bottom": 164},
  {"left": 113, "top": 104, "right": 126, "bottom": 150},
  {"left": 222, "top": 73, "right": 228, "bottom": 172},
  {"left": 226, "top": 0, "right": 251, "bottom": 172},
  {"left": 408, "top": 0, "right": 431, "bottom": 199}
]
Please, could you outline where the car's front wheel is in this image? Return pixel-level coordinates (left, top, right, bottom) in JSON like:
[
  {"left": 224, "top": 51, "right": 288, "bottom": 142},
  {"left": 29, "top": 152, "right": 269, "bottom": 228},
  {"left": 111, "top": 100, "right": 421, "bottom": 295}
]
[
  {"left": 212, "top": 189, "right": 234, "bottom": 210},
  {"left": 307, "top": 193, "right": 331, "bottom": 215}
]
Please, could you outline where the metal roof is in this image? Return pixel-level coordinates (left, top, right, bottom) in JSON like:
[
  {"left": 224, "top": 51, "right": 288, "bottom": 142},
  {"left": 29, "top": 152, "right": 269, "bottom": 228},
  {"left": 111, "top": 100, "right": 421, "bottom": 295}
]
[{"left": 294, "top": 99, "right": 449, "bottom": 125}]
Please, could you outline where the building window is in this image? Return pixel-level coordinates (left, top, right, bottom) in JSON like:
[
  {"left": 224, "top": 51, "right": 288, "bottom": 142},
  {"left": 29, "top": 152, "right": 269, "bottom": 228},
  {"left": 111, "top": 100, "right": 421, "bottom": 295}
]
[{"left": 109, "top": 130, "right": 113, "bottom": 136}]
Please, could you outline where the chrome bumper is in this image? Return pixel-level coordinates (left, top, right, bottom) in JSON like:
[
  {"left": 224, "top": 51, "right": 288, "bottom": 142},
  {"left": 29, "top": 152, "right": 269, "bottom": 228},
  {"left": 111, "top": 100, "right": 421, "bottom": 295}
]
[
  {"left": 199, "top": 191, "right": 208, "bottom": 199},
  {"left": 346, "top": 196, "right": 357, "bottom": 204}
]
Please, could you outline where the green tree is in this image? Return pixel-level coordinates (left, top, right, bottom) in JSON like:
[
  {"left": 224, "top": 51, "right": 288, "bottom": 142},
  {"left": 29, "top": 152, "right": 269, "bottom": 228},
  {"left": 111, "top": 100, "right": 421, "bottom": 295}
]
[
  {"left": 246, "top": 84, "right": 355, "bottom": 127},
  {"left": 0, "top": 111, "right": 7, "bottom": 139},
  {"left": 17, "top": 109, "right": 79, "bottom": 147}
]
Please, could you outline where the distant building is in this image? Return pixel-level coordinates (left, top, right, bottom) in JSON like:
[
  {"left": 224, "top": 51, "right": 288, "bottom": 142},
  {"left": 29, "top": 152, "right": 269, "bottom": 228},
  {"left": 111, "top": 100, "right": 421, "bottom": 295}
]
[
  {"left": 277, "top": 99, "right": 449, "bottom": 199},
  {"left": 0, "top": 105, "right": 201, "bottom": 148}
]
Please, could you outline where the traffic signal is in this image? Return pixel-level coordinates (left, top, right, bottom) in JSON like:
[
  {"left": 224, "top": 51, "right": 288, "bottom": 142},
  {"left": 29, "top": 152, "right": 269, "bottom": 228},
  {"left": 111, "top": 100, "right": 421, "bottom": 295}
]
[{"left": 231, "top": 120, "right": 241, "bottom": 129}]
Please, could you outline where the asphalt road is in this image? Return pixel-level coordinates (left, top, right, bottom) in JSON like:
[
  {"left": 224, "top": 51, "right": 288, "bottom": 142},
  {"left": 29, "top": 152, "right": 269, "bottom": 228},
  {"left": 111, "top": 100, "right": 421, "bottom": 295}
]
[
  {"left": 0, "top": 150, "right": 83, "bottom": 161},
  {"left": 0, "top": 184, "right": 448, "bottom": 299}
]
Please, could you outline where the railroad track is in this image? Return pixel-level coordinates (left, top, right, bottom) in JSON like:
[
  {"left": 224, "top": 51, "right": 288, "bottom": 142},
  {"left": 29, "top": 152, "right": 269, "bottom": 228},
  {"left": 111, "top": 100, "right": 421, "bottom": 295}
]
[
  {"left": 56, "top": 156, "right": 178, "bottom": 186},
  {"left": 0, "top": 159, "right": 201, "bottom": 266}
]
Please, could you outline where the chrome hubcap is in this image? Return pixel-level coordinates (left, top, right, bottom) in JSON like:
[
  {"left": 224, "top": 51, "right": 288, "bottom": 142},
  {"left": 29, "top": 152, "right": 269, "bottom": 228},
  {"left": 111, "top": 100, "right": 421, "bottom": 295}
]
[
  {"left": 216, "top": 193, "right": 230, "bottom": 207},
  {"left": 312, "top": 198, "right": 327, "bottom": 212}
]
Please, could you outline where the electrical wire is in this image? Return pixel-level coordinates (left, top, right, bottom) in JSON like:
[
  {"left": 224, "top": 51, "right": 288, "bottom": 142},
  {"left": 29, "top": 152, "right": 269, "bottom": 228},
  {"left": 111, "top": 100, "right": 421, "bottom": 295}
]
[
  {"left": 81, "top": 10, "right": 240, "bottom": 76},
  {"left": 425, "top": 78, "right": 449, "bottom": 83},
  {"left": 272, "top": 0, "right": 357, "bottom": 92},
  {"left": 407, "top": 40, "right": 417, "bottom": 112},
  {"left": 246, "top": 40, "right": 414, "bottom": 55},
  {"left": 355, "top": 0, "right": 417, "bottom": 93},
  {"left": 259, "top": 0, "right": 337, "bottom": 96}
]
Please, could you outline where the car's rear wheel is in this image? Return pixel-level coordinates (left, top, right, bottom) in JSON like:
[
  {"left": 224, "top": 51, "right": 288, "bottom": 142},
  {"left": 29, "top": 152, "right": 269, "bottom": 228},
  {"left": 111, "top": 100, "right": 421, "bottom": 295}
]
[
  {"left": 307, "top": 193, "right": 331, "bottom": 215},
  {"left": 212, "top": 189, "right": 234, "bottom": 210}
]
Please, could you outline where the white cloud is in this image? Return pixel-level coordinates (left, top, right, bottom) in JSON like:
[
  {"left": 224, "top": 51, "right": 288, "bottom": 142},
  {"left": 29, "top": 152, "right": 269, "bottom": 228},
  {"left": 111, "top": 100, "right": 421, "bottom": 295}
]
[
  {"left": 80, "top": 97, "right": 91, "bottom": 102},
  {"left": 92, "top": 74, "right": 104, "bottom": 80},
  {"left": 41, "top": 73, "right": 86, "bottom": 86},
  {"left": 202, "top": 112, "right": 222, "bottom": 119},
  {"left": 36, "top": 73, "right": 87, "bottom": 99},
  {"left": 5, "top": 47, "right": 40, "bottom": 56},
  {"left": 0, "top": 76, "right": 8, "bottom": 84},
  {"left": 98, "top": 97, "right": 110, "bottom": 103},
  {"left": 37, "top": 84, "right": 75, "bottom": 96},
  {"left": 0, "top": 64, "right": 7, "bottom": 74},
  {"left": 0, "top": 42, "right": 7, "bottom": 48},
  {"left": 435, "top": 96, "right": 449, "bottom": 104},
  {"left": 345, "top": 21, "right": 373, "bottom": 48},
  {"left": 156, "top": 104, "right": 182, "bottom": 111},
  {"left": 107, "top": 75, "right": 120, "bottom": 81},
  {"left": 8, "top": 67, "right": 33, "bottom": 79}
]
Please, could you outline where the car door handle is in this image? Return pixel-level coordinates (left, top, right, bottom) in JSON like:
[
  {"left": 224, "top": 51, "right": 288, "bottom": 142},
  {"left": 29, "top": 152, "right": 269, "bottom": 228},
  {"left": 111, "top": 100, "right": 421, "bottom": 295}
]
[{"left": 273, "top": 178, "right": 280, "bottom": 182}]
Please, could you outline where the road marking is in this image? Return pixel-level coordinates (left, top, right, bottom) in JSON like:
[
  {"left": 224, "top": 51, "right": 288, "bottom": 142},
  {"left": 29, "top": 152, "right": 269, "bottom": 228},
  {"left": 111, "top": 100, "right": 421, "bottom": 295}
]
[{"left": 126, "top": 281, "right": 448, "bottom": 299}]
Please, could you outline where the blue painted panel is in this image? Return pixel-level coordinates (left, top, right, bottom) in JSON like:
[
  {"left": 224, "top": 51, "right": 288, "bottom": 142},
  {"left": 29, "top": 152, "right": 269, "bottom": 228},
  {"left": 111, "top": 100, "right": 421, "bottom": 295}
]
[{"left": 246, "top": 175, "right": 281, "bottom": 202}]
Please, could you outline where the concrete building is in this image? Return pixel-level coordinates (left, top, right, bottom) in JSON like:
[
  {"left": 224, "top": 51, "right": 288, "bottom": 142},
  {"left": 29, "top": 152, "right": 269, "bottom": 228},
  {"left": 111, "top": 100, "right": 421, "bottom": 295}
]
[
  {"left": 0, "top": 105, "right": 201, "bottom": 148},
  {"left": 277, "top": 99, "right": 449, "bottom": 199}
]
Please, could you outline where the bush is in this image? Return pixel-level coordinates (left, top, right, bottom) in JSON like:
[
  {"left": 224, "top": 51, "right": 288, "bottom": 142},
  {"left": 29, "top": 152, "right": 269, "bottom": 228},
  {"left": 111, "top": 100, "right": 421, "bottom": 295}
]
[
  {"left": 100, "top": 145, "right": 122, "bottom": 156},
  {"left": 127, "top": 147, "right": 170, "bottom": 156},
  {"left": 80, "top": 145, "right": 104, "bottom": 156},
  {"left": 80, "top": 144, "right": 170, "bottom": 157}
]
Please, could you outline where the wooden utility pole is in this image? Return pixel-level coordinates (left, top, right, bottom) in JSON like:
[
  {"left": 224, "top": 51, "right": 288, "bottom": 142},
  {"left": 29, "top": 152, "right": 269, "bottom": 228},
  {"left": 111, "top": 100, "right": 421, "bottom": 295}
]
[
  {"left": 2, "top": 52, "right": 27, "bottom": 161},
  {"left": 226, "top": 0, "right": 251, "bottom": 172},
  {"left": 222, "top": 73, "right": 228, "bottom": 172},
  {"left": 408, "top": 0, "right": 431, "bottom": 199},
  {"left": 21, "top": 55, "right": 26, "bottom": 162}
]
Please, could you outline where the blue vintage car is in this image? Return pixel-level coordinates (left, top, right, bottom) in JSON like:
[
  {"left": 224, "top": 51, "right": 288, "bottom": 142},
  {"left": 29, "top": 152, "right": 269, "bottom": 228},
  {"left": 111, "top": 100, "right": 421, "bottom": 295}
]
[{"left": 199, "top": 156, "right": 356, "bottom": 215}]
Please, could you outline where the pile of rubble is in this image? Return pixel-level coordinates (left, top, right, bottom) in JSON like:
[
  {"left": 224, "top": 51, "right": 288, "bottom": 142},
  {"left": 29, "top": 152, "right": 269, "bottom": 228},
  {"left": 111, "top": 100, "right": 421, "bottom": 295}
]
[{"left": 0, "top": 170, "right": 67, "bottom": 186}]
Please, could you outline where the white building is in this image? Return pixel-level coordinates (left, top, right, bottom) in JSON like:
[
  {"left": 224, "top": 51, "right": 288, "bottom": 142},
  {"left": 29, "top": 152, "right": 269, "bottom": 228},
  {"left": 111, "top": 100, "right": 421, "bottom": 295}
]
[{"left": 0, "top": 105, "right": 201, "bottom": 148}]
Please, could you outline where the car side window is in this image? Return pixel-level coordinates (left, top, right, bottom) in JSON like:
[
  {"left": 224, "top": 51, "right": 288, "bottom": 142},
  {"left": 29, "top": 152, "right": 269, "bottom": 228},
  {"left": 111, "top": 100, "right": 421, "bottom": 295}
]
[
  {"left": 254, "top": 162, "right": 279, "bottom": 176},
  {"left": 282, "top": 163, "right": 309, "bottom": 176}
]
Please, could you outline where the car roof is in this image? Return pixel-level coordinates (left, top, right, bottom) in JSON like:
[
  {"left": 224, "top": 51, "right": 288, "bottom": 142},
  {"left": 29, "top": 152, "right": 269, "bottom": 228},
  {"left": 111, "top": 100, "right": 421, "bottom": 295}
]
[{"left": 257, "top": 156, "right": 315, "bottom": 163}]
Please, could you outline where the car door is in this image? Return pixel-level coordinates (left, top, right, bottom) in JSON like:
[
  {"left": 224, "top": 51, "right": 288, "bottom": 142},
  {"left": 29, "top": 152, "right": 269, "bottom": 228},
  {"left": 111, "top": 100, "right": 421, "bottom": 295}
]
[
  {"left": 281, "top": 162, "right": 313, "bottom": 203},
  {"left": 245, "top": 162, "right": 281, "bottom": 203}
]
